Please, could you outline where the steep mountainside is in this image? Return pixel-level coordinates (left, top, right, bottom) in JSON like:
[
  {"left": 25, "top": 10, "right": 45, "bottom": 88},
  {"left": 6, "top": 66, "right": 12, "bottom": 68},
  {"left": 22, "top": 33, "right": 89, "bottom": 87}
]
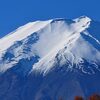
[{"left": 0, "top": 16, "right": 100, "bottom": 100}]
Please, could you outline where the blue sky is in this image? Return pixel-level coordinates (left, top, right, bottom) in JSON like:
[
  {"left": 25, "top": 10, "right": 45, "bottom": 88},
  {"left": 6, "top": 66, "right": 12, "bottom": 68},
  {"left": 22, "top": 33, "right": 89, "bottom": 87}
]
[{"left": 0, "top": 0, "right": 100, "bottom": 38}]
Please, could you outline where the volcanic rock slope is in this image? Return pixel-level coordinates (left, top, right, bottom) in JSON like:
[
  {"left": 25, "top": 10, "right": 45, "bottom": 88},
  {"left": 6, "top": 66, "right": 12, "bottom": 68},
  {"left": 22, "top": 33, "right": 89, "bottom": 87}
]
[{"left": 0, "top": 16, "right": 100, "bottom": 100}]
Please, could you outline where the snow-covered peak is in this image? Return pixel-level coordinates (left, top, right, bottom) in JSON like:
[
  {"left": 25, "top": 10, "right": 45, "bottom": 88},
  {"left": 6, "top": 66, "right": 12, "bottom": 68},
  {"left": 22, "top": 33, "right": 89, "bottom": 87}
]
[
  {"left": 0, "top": 16, "right": 100, "bottom": 75},
  {"left": 0, "top": 16, "right": 91, "bottom": 56},
  {"left": 74, "top": 16, "right": 91, "bottom": 22}
]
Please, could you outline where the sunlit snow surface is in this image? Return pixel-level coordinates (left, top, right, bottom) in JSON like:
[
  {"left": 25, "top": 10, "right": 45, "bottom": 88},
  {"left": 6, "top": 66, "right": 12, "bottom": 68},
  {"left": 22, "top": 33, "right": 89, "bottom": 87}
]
[{"left": 0, "top": 16, "right": 100, "bottom": 74}]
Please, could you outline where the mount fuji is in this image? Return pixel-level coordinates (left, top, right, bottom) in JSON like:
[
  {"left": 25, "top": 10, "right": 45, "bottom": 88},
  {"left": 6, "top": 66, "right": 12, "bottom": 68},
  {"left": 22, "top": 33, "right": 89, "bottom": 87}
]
[{"left": 0, "top": 16, "right": 100, "bottom": 100}]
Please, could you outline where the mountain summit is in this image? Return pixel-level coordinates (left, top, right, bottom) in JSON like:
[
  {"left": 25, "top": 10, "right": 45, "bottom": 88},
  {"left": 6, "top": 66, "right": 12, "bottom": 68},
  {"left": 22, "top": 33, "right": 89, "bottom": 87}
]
[{"left": 0, "top": 16, "right": 100, "bottom": 100}]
